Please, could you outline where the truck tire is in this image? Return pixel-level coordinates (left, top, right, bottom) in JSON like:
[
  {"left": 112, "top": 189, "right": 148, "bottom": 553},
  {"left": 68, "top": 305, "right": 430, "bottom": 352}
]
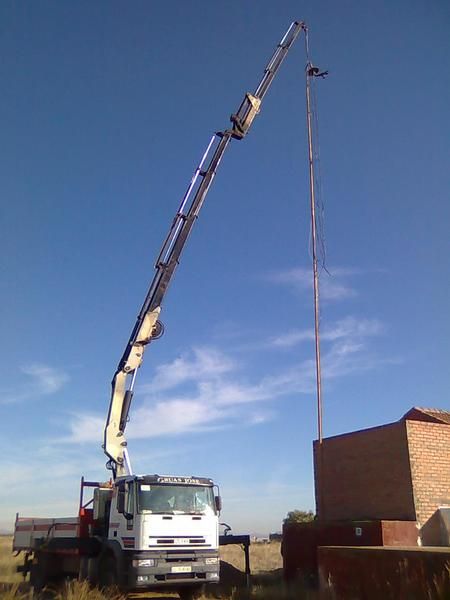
[
  {"left": 30, "top": 551, "right": 54, "bottom": 594},
  {"left": 30, "top": 560, "right": 47, "bottom": 594},
  {"left": 98, "top": 555, "right": 118, "bottom": 589}
]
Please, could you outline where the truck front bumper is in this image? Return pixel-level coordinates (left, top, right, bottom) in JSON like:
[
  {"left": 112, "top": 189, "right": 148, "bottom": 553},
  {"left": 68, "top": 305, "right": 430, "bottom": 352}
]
[{"left": 127, "top": 549, "right": 220, "bottom": 589}]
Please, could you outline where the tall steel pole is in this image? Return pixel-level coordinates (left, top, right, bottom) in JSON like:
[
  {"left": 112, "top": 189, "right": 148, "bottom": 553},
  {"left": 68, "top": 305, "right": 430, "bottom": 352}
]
[{"left": 305, "top": 64, "right": 323, "bottom": 446}]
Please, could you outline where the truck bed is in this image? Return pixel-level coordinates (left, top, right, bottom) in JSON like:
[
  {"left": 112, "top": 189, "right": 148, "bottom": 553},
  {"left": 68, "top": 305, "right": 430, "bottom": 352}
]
[{"left": 13, "top": 515, "right": 79, "bottom": 551}]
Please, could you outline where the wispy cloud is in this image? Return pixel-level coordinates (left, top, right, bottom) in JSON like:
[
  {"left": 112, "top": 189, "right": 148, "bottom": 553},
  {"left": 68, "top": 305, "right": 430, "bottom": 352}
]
[
  {"left": 63, "top": 413, "right": 105, "bottom": 444},
  {"left": 1, "top": 444, "right": 106, "bottom": 532},
  {"left": 65, "top": 382, "right": 273, "bottom": 443},
  {"left": 271, "top": 316, "right": 384, "bottom": 348},
  {"left": 129, "top": 400, "right": 231, "bottom": 438},
  {"left": 142, "top": 347, "right": 235, "bottom": 393},
  {"left": 21, "top": 364, "right": 69, "bottom": 394},
  {"left": 267, "top": 266, "right": 362, "bottom": 301},
  {"left": 247, "top": 409, "right": 276, "bottom": 425},
  {"left": 0, "top": 364, "right": 69, "bottom": 404},
  {"left": 60, "top": 314, "right": 392, "bottom": 443}
]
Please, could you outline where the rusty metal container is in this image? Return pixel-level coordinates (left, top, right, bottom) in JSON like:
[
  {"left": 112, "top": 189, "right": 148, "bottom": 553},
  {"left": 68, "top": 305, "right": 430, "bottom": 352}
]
[
  {"left": 318, "top": 546, "right": 450, "bottom": 599},
  {"left": 282, "top": 519, "right": 418, "bottom": 580}
]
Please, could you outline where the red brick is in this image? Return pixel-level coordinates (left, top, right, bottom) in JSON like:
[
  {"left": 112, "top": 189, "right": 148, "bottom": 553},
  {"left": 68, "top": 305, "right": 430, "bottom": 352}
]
[{"left": 314, "top": 417, "right": 450, "bottom": 543}]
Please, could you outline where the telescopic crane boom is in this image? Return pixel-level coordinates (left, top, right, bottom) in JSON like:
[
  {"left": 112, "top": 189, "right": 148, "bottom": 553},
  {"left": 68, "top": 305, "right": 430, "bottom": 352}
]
[{"left": 104, "top": 20, "right": 307, "bottom": 478}]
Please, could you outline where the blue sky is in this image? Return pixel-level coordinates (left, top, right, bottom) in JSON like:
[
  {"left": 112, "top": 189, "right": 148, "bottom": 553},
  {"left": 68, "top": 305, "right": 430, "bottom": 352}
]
[{"left": 1, "top": 1, "right": 449, "bottom": 534}]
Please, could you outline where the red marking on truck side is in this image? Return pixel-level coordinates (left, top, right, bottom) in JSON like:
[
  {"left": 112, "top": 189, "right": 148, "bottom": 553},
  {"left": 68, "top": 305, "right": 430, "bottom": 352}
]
[
  {"left": 122, "top": 537, "right": 135, "bottom": 548},
  {"left": 15, "top": 523, "right": 77, "bottom": 533}
]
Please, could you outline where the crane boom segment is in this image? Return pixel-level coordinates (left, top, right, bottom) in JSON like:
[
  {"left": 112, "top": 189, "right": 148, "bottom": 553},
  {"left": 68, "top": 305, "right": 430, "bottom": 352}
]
[{"left": 104, "top": 20, "right": 306, "bottom": 478}]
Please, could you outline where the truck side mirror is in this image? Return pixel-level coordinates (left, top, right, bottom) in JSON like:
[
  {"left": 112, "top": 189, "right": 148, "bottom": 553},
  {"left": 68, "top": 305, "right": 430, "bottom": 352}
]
[
  {"left": 118, "top": 489, "right": 134, "bottom": 520},
  {"left": 215, "top": 496, "right": 222, "bottom": 513}
]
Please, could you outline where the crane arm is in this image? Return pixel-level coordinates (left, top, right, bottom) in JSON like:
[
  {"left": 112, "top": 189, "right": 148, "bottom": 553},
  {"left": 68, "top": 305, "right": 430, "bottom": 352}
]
[{"left": 104, "top": 20, "right": 306, "bottom": 478}]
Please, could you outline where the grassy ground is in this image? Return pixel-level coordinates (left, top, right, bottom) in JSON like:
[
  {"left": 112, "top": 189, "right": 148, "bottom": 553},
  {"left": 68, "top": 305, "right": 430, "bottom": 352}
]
[
  {"left": 4, "top": 536, "right": 448, "bottom": 599},
  {"left": 0, "top": 537, "right": 313, "bottom": 599},
  {"left": 0, "top": 537, "right": 22, "bottom": 586}
]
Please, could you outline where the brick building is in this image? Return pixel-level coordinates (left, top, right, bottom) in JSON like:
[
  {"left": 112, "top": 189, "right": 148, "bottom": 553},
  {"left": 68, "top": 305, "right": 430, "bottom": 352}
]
[{"left": 313, "top": 407, "right": 450, "bottom": 544}]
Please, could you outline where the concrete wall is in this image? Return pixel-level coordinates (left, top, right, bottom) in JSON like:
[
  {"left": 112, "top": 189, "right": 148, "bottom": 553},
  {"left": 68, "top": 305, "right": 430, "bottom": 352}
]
[{"left": 313, "top": 421, "right": 416, "bottom": 521}]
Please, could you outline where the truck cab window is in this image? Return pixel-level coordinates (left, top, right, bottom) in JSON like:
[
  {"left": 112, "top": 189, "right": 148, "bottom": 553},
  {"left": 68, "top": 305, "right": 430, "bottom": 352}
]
[
  {"left": 126, "top": 482, "right": 135, "bottom": 516},
  {"left": 138, "top": 484, "right": 216, "bottom": 515}
]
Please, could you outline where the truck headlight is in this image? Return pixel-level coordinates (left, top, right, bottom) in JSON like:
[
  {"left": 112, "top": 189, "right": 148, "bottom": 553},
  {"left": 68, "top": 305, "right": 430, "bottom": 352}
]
[
  {"left": 133, "top": 559, "right": 156, "bottom": 567},
  {"left": 205, "top": 557, "right": 218, "bottom": 564}
]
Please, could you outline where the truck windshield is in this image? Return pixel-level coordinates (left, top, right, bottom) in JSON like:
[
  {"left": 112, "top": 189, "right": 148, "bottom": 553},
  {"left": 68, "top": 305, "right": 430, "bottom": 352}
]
[{"left": 137, "top": 484, "right": 216, "bottom": 515}]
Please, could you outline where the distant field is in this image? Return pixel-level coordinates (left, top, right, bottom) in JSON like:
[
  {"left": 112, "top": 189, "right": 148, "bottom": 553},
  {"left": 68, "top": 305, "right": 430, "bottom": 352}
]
[{"left": 0, "top": 536, "right": 313, "bottom": 599}]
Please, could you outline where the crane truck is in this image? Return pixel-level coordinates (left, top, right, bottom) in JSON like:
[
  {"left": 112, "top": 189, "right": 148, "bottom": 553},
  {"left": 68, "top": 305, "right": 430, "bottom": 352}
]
[{"left": 13, "top": 21, "right": 307, "bottom": 598}]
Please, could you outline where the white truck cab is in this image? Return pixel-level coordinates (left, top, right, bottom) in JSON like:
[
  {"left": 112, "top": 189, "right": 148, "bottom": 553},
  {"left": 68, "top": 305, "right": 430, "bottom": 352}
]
[{"left": 102, "top": 475, "right": 221, "bottom": 591}]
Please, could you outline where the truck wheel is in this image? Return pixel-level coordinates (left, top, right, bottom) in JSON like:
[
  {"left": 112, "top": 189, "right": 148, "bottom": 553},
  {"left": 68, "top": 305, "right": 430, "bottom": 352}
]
[
  {"left": 30, "top": 562, "right": 47, "bottom": 593},
  {"left": 98, "top": 555, "right": 118, "bottom": 589},
  {"left": 30, "top": 554, "right": 48, "bottom": 593}
]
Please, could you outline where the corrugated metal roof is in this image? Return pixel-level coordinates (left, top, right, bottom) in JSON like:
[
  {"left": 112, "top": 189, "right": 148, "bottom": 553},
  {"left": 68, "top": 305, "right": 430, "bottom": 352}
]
[{"left": 402, "top": 407, "right": 450, "bottom": 425}]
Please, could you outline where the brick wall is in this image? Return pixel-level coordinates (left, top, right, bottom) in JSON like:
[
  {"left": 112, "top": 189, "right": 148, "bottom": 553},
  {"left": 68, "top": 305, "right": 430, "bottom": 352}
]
[
  {"left": 406, "top": 420, "right": 450, "bottom": 533},
  {"left": 314, "top": 421, "right": 416, "bottom": 521}
]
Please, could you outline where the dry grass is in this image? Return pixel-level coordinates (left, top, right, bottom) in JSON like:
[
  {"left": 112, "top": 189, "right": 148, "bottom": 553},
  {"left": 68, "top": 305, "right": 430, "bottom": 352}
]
[
  {"left": 4, "top": 536, "right": 448, "bottom": 599},
  {"left": 0, "top": 538, "right": 22, "bottom": 585},
  {"left": 3, "top": 536, "right": 449, "bottom": 599},
  {"left": 219, "top": 542, "right": 282, "bottom": 574},
  {"left": 58, "top": 581, "right": 126, "bottom": 600},
  {"left": 0, "top": 537, "right": 308, "bottom": 600}
]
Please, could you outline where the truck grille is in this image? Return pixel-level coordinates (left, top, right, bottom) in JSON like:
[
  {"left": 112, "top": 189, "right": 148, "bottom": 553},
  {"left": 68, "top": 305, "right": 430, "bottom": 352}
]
[
  {"left": 151, "top": 536, "right": 207, "bottom": 546},
  {"left": 155, "top": 573, "right": 206, "bottom": 581}
]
